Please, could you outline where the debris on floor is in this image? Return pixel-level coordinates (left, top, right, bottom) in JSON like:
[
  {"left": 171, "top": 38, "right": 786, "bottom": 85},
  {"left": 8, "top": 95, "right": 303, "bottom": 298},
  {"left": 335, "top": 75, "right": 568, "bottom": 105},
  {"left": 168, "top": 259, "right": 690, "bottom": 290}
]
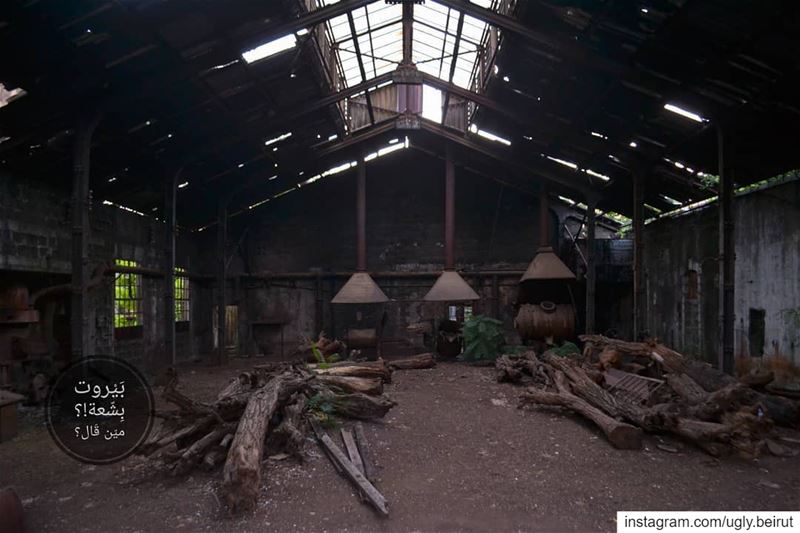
[
  {"left": 138, "top": 355, "right": 436, "bottom": 515},
  {"left": 499, "top": 335, "right": 800, "bottom": 457}
]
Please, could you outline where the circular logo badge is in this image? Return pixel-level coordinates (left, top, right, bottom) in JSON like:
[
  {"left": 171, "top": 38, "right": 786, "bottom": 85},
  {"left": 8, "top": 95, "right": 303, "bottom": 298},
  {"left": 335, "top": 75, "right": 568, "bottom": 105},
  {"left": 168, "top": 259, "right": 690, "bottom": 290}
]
[{"left": 46, "top": 357, "right": 154, "bottom": 464}]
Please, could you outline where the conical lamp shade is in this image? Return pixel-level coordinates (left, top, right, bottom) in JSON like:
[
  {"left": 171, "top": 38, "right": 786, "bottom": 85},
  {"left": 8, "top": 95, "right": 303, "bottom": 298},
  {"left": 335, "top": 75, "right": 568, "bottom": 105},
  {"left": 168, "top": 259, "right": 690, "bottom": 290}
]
[
  {"left": 332, "top": 272, "right": 389, "bottom": 304},
  {"left": 423, "top": 270, "right": 480, "bottom": 302},
  {"left": 520, "top": 246, "right": 576, "bottom": 283}
]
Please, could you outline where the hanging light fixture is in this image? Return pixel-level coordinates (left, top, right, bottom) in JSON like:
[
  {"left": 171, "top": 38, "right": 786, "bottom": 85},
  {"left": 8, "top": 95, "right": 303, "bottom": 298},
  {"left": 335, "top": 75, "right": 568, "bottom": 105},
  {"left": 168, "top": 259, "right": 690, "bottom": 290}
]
[
  {"left": 424, "top": 145, "right": 480, "bottom": 302},
  {"left": 332, "top": 160, "right": 389, "bottom": 304}
]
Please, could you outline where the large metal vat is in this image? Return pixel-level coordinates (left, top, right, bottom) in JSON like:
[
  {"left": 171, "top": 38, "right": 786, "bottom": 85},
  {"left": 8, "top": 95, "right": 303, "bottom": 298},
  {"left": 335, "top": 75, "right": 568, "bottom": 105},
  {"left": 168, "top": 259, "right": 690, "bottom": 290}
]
[{"left": 514, "top": 302, "right": 575, "bottom": 342}]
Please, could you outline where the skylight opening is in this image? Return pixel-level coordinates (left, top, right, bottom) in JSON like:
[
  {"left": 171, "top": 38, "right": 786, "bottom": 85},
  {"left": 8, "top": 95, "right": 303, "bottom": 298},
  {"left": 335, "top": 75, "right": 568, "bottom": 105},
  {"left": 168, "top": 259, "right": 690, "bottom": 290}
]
[
  {"left": 660, "top": 194, "right": 682, "bottom": 206},
  {"left": 664, "top": 103, "right": 708, "bottom": 123},
  {"left": 469, "top": 124, "right": 511, "bottom": 146},
  {"left": 178, "top": 181, "right": 189, "bottom": 189},
  {"left": 242, "top": 34, "right": 297, "bottom": 64},
  {"left": 590, "top": 131, "right": 608, "bottom": 140},
  {"left": 422, "top": 84, "right": 443, "bottom": 124},
  {"left": 629, "top": 141, "right": 638, "bottom": 148},
  {"left": 265, "top": 132, "right": 292, "bottom": 146}
]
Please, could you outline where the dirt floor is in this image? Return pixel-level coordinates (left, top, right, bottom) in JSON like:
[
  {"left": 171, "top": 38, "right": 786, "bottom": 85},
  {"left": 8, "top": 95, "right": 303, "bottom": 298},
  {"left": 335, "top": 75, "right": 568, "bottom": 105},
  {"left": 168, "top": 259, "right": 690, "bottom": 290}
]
[{"left": 2, "top": 359, "right": 799, "bottom": 533}]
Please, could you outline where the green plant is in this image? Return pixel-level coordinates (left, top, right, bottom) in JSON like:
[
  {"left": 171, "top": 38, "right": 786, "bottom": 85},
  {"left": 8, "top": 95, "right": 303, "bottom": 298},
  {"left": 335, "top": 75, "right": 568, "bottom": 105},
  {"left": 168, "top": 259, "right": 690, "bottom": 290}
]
[
  {"left": 311, "top": 343, "right": 340, "bottom": 368},
  {"left": 460, "top": 315, "right": 505, "bottom": 362},
  {"left": 307, "top": 393, "right": 338, "bottom": 428},
  {"left": 549, "top": 341, "right": 580, "bottom": 358}
]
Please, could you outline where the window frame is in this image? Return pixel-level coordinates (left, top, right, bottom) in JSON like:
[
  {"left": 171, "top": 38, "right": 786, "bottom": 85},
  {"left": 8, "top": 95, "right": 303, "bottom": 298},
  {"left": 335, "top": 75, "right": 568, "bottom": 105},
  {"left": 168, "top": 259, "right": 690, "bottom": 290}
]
[{"left": 113, "top": 258, "right": 144, "bottom": 338}]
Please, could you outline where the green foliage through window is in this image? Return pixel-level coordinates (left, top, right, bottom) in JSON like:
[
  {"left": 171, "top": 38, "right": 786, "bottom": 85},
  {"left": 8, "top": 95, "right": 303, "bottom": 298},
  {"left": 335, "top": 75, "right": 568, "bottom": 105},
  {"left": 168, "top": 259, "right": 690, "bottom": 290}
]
[
  {"left": 175, "top": 267, "right": 190, "bottom": 322},
  {"left": 114, "top": 259, "right": 142, "bottom": 328}
]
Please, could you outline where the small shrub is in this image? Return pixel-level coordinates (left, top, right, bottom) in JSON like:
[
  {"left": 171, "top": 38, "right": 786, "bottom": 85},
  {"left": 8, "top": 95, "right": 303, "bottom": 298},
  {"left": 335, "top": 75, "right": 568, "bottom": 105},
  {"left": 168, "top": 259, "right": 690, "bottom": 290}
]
[{"left": 460, "top": 315, "right": 505, "bottom": 362}]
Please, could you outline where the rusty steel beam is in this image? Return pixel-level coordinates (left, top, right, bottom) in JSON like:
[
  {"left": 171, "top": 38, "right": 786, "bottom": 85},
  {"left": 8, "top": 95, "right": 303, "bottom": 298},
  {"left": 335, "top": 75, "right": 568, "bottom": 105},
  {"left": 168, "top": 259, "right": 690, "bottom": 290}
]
[
  {"left": 445, "top": 144, "right": 455, "bottom": 269},
  {"left": 70, "top": 113, "right": 101, "bottom": 359},
  {"left": 356, "top": 160, "right": 367, "bottom": 271},
  {"left": 347, "top": 10, "right": 375, "bottom": 125},
  {"left": 402, "top": 2, "right": 414, "bottom": 64},
  {"left": 585, "top": 196, "right": 597, "bottom": 334},
  {"left": 216, "top": 200, "right": 228, "bottom": 366},
  {"left": 441, "top": 12, "right": 465, "bottom": 124},
  {"left": 241, "top": 0, "right": 380, "bottom": 52},
  {"left": 718, "top": 125, "right": 735, "bottom": 374},
  {"left": 632, "top": 170, "right": 645, "bottom": 340}
]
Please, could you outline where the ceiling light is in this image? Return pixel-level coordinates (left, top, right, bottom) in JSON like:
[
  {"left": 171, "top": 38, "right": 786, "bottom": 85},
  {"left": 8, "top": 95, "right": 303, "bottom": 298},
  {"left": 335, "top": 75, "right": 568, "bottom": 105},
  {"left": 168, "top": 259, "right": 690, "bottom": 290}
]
[
  {"left": 242, "top": 34, "right": 297, "bottom": 64},
  {"left": 664, "top": 103, "right": 708, "bottom": 123},
  {"left": 265, "top": 132, "right": 292, "bottom": 146}
]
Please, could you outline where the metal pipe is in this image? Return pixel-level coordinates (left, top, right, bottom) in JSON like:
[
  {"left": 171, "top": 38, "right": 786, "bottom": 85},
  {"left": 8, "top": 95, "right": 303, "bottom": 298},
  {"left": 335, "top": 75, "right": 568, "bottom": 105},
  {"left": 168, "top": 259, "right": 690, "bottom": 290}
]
[
  {"left": 164, "top": 165, "right": 181, "bottom": 367},
  {"left": 70, "top": 113, "right": 101, "bottom": 359},
  {"left": 539, "top": 186, "right": 549, "bottom": 247},
  {"left": 585, "top": 197, "right": 597, "bottom": 334},
  {"left": 216, "top": 201, "right": 228, "bottom": 365},
  {"left": 718, "top": 125, "right": 735, "bottom": 374},
  {"left": 445, "top": 144, "right": 455, "bottom": 269},
  {"left": 633, "top": 170, "right": 645, "bottom": 339},
  {"left": 357, "top": 161, "right": 367, "bottom": 271}
]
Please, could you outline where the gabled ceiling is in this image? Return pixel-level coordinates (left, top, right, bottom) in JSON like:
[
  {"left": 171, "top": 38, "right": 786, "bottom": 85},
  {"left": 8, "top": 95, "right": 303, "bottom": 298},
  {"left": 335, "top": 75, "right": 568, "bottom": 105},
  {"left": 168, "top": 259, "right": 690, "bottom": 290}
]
[{"left": 1, "top": 0, "right": 799, "bottom": 231}]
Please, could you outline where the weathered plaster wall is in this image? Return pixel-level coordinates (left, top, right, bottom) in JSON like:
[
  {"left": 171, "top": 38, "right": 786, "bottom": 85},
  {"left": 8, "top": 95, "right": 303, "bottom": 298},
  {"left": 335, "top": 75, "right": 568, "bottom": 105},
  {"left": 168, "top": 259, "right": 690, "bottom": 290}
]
[
  {"left": 643, "top": 180, "right": 800, "bottom": 364},
  {"left": 0, "top": 171, "right": 206, "bottom": 370}
]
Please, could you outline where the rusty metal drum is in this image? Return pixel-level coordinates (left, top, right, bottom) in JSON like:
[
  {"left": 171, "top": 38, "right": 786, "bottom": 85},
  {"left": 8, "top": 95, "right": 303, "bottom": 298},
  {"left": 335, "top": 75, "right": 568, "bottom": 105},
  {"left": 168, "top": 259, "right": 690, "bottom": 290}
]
[{"left": 514, "top": 302, "right": 575, "bottom": 342}]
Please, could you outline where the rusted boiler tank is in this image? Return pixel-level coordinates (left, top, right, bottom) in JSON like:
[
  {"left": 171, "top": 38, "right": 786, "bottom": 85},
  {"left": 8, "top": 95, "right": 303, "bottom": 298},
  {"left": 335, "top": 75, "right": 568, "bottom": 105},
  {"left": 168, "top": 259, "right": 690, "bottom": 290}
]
[{"left": 515, "top": 247, "right": 577, "bottom": 343}]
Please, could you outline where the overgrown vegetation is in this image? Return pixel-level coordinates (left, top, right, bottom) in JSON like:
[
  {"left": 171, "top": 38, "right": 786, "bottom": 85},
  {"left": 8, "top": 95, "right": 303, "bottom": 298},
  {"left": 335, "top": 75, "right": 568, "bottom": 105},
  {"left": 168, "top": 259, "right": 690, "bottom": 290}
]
[
  {"left": 460, "top": 315, "right": 506, "bottom": 362},
  {"left": 549, "top": 341, "right": 581, "bottom": 358},
  {"left": 311, "top": 343, "right": 340, "bottom": 369},
  {"left": 307, "top": 392, "right": 338, "bottom": 428}
]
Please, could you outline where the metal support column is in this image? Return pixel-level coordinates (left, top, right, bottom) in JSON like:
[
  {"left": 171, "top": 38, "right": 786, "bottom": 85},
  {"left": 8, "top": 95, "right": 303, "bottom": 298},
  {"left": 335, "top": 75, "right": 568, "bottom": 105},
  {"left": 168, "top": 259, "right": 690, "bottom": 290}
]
[
  {"left": 539, "top": 185, "right": 549, "bottom": 247},
  {"left": 633, "top": 171, "right": 645, "bottom": 340},
  {"left": 216, "top": 202, "right": 228, "bottom": 365},
  {"left": 445, "top": 144, "right": 455, "bottom": 269},
  {"left": 585, "top": 196, "right": 597, "bottom": 334},
  {"left": 70, "top": 114, "right": 100, "bottom": 359},
  {"left": 164, "top": 167, "right": 180, "bottom": 366},
  {"left": 718, "top": 126, "right": 735, "bottom": 374},
  {"left": 357, "top": 161, "right": 367, "bottom": 271}
]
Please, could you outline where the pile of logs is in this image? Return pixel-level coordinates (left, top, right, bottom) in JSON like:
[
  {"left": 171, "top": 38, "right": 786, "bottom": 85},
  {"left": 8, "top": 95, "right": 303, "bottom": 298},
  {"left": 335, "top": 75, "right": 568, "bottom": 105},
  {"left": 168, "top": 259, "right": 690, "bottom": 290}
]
[
  {"left": 140, "top": 354, "right": 436, "bottom": 515},
  {"left": 499, "top": 335, "right": 800, "bottom": 457}
]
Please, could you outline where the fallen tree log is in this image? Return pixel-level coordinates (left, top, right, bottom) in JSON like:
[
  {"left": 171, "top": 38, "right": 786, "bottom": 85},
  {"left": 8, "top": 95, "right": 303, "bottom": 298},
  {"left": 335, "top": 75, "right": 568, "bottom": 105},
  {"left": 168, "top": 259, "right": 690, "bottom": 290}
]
[
  {"left": 580, "top": 335, "right": 800, "bottom": 427},
  {"left": 665, "top": 373, "right": 707, "bottom": 405},
  {"left": 316, "top": 375, "right": 384, "bottom": 396},
  {"left": 221, "top": 373, "right": 305, "bottom": 514},
  {"left": 265, "top": 393, "right": 308, "bottom": 460},
  {"left": 520, "top": 372, "right": 643, "bottom": 450},
  {"left": 387, "top": 353, "right": 436, "bottom": 370},
  {"left": 312, "top": 389, "right": 396, "bottom": 420},
  {"left": 311, "top": 362, "right": 392, "bottom": 383}
]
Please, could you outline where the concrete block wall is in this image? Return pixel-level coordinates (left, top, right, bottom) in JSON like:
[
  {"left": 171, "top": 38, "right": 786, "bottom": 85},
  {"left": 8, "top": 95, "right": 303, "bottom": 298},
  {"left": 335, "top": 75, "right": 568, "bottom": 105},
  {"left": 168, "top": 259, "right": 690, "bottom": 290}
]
[
  {"left": 643, "top": 179, "right": 800, "bottom": 364},
  {"left": 0, "top": 170, "right": 206, "bottom": 371}
]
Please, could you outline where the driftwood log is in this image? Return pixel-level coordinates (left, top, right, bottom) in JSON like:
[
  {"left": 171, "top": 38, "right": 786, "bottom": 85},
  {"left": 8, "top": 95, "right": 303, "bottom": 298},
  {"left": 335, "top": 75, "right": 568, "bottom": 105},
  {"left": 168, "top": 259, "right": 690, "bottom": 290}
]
[
  {"left": 316, "top": 375, "right": 384, "bottom": 396},
  {"left": 520, "top": 372, "right": 643, "bottom": 450},
  {"left": 221, "top": 373, "right": 305, "bottom": 514},
  {"left": 387, "top": 353, "right": 436, "bottom": 370},
  {"left": 310, "top": 361, "right": 393, "bottom": 383}
]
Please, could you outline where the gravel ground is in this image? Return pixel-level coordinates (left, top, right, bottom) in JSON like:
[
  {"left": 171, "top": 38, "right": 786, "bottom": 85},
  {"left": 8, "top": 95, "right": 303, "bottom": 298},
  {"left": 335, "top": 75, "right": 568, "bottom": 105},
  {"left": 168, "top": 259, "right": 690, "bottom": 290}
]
[{"left": 1, "top": 359, "right": 799, "bottom": 532}]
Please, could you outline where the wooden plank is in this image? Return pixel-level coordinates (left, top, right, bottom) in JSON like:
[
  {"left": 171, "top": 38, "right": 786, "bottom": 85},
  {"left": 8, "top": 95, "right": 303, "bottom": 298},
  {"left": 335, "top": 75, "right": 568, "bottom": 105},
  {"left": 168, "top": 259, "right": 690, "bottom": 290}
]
[
  {"left": 311, "top": 420, "right": 388, "bottom": 516},
  {"left": 353, "top": 422, "right": 377, "bottom": 482},
  {"left": 341, "top": 428, "right": 365, "bottom": 475}
]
